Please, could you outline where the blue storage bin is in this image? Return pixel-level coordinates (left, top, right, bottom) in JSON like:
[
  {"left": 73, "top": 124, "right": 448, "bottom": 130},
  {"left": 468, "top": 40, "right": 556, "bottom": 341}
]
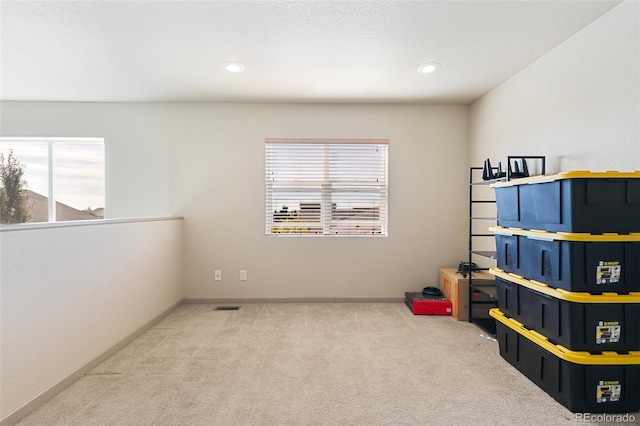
[
  {"left": 492, "top": 171, "right": 640, "bottom": 234},
  {"left": 492, "top": 226, "right": 640, "bottom": 294}
]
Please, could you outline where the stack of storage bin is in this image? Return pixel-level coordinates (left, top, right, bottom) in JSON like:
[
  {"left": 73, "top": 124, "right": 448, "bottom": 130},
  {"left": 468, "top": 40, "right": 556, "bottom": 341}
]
[{"left": 488, "top": 171, "right": 640, "bottom": 413}]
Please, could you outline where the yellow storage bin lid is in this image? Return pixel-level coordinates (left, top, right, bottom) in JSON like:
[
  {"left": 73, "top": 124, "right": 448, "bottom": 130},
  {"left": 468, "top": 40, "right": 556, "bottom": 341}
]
[
  {"left": 491, "top": 170, "right": 640, "bottom": 188},
  {"left": 490, "top": 226, "right": 640, "bottom": 242},
  {"left": 490, "top": 308, "right": 640, "bottom": 365},
  {"left": 490, "top": 268, "right": 640, "bottom": 303}
]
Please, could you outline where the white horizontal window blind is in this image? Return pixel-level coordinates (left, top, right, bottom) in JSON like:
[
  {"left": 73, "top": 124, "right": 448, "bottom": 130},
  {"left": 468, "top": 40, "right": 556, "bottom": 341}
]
[{"left": 265, "top": 138, "right": 388, "bottom": 236}]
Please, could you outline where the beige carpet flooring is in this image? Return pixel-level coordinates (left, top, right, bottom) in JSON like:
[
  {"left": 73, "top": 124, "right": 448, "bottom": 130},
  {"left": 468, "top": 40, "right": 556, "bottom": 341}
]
[{"left": 15, "top": 303, "right": 640, "bottom": 426}]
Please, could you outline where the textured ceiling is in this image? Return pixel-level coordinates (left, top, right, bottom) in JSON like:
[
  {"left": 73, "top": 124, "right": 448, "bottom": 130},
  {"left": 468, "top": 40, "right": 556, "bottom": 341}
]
[{"left": 0, "top": 1, "right": 622, "bottom": 104}]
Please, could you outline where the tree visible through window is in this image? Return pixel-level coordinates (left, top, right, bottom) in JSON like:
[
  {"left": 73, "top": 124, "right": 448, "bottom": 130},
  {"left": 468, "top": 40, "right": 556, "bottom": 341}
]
[
  {"left": 0, "top": 138, "right": 105, "bottom": 224},
  {"left": 265, "top": 139, "right": 388, "bottom": 236},
  {"left": 0, "top": 150, "right": 31, "bottom": 224}
]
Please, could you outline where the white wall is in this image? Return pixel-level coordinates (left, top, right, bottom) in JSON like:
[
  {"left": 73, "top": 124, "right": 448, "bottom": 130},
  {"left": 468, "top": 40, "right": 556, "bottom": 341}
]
[
  {"left": 0, "top": 218, "right": 183, "bottom": 420},
  {"left": 469, "top": 1, "right": 640, "bottom": 172},
  {"left": 1, "top": 102, "right": 470, "bottom": 299},
  {"left": 166, "top": 103, "right": 469, "bottom": 299},
  {"left": 0, "top": 102, "right": 177, "bottom": 218}
]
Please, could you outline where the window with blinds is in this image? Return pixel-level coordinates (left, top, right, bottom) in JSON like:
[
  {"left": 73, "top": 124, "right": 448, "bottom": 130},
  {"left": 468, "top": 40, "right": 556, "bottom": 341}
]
[{"left": 265, "top": 139, "right": 388, "bottom": 236}]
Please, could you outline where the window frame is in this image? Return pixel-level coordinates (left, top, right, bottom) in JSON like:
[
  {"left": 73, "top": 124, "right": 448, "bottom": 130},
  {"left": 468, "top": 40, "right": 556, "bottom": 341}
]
[
  {"left": 0, "top": 136, "right": 106, "bottom": 224},
  {"left": 265, "top": 138, "right": 389, "bottom": 237}
]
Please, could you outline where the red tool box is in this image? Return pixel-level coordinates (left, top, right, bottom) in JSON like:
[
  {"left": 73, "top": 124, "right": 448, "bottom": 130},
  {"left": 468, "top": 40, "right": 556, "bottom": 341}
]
[{"left": 405, "top": 292, "right": 452, "bottom": 315}]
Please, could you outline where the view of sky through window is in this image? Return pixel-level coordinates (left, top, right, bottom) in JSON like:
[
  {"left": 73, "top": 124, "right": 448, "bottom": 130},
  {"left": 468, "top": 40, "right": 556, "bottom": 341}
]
[{"left": 0, "top": 138, "right": 105, "bottom": 222}]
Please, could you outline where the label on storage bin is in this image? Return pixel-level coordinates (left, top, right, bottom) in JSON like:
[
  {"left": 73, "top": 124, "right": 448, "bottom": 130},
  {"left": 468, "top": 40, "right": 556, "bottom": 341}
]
[
  {"left": 596, "top": 322, "right": 621, "bottom": 344},
  {"left": 597, "top": 381, "right": 621, "bottom": 403},
  {"left": 596, "top": 261, "right": 621, "bottom": 284}
]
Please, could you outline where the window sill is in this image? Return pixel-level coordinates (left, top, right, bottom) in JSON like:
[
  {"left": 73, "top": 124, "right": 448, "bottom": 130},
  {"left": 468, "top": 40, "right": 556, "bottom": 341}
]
[{"left": 0, "top": 217, "right": 183, "bottom": 233}]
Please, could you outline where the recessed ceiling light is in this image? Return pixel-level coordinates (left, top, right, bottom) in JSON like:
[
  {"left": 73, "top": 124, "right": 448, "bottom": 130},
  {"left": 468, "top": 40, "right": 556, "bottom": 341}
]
[
  {"left": 223, "top": 61, "right": 245, "bottom": 73},
  {"left": 417, "top": 62, "right": 441, "bottom": 74}
]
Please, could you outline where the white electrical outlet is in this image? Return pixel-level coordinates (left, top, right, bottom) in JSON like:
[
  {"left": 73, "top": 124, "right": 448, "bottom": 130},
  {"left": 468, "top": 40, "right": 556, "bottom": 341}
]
[
  {"left": 214, "top": 270, "right": 222, "bottom": 281},
  {"left": 240, "top": 270, "right": 247, "bottom": 281}
]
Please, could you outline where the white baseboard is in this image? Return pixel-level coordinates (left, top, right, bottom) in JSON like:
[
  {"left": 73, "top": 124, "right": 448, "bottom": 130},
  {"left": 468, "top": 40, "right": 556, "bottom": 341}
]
[
  {"left": 0, "top": 300, "right": 183, "bottom": 426},
  {"left": 183, "top": 297, "right": 404, "bottom": 304}
]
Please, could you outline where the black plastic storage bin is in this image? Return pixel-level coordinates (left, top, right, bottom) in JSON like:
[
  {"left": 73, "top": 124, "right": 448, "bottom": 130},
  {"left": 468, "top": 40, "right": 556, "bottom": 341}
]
[
  {"left": 492, "top": 171, "right": 640, "bottom": 234},
  {"left": 492, "top": 226, "right": 640, "bottom": 294},
  {"left": 491, "top": 268, "right": 640, "bottom": 353},
  {"left": 490, "top": 308, "right": 640, "bottom": 413}
]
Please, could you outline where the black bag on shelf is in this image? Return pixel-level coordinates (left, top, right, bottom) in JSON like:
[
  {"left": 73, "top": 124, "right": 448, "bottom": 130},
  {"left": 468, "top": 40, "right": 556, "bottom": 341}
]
[{"left": 456, "top": 261, "right": 478, "bottom": 278}]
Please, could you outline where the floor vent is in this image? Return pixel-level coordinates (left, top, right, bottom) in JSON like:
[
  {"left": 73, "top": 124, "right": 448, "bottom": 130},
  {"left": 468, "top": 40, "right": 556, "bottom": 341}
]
[{"left": 214, "top": 306, "right": 240, "bottom": 311}]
